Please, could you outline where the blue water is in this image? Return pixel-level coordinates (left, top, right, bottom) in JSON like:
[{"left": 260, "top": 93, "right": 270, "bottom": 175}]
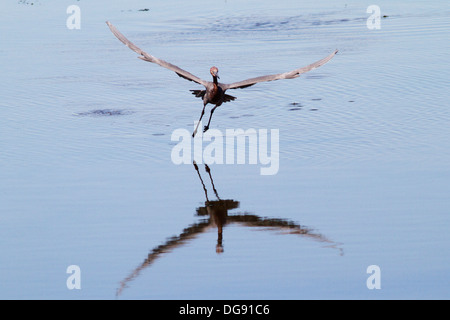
[{"left": 0, "top": 0, "right": 449, "bottom": 299}]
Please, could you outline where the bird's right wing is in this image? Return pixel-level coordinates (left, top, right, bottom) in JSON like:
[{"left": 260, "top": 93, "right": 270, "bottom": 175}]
[
  {"left": 106, "top": 21, "right": 208, "bottom": 86},
  {"left": 116, "top": 220, "right": 212, "bottom": 297},
  {"left": 222, "top": 49, "right": 338, "bottom": 90}
]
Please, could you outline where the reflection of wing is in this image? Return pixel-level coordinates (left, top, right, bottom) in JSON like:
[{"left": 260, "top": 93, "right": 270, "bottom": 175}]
[
  {"left": 222, "top": 50, "right": 338, "bottom": 90},
  {"left": 116, "top": 211, "right": 342, "bottom": 297},
  {"left": 227, "top": 213, "right": 342, "bottom": 250},
  {"left": 106, "top": 21, "right": 208, "bottom": 86},
  {"left": 116, "top": 220, "right": 211, "bottom": 297}
]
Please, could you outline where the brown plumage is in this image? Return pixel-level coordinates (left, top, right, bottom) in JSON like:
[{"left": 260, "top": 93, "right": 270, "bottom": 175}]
[{"left": 106, "top": 21, "right": 338, "bottom": 136}]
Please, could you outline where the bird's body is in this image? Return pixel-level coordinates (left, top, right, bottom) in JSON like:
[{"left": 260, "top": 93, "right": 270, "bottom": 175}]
[
  {"left": 191, "top": 76, "right": 237, "bottom": 108},
  {"left": 106, "top": 21, "right": 337, "bottom": 136}
]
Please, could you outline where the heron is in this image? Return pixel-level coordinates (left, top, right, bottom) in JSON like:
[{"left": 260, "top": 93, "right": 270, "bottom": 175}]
[{"left": 106, "top": 21, "right": 338, "bottom": 137}]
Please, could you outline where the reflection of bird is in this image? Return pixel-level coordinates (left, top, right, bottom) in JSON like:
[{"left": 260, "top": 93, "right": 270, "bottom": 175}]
[
  {"left": 115, "top": 163, "right": 342, "bottom": 297},
  {"left": 194, "top": 161, "right": 239, "bottom": 253},
  {"left": 106, "top": 21, "right": 338, "bottom": 137}
]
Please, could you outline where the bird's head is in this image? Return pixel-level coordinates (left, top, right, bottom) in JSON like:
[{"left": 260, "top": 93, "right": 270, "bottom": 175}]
[{"left": 210, "top": 66, "right": 219, "bottom": 79}]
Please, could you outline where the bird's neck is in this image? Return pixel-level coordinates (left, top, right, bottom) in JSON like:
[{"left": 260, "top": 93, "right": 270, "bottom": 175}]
[{"left": 213, "top": 76, "right": 218, "bottom": 85}]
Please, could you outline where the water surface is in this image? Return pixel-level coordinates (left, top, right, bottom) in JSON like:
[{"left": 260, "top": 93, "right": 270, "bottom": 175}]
[{"left": 0, "top": 0, "right": 449, "bottom": 299}]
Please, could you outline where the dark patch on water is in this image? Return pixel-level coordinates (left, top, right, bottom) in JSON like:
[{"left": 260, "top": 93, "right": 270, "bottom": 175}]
[
  {"left": 312, "top": 18, "right": 351, "bottom": 26},
  {"left": 18, "top": 0, "right": 39, "bottom": 5},
  {"left": 209, "top": 14, "right": 362, "bottom": 34},
  {"left": 254, "top": 21, "right": 275, "bottom": 28},
  {"left": 305, "top": 74, "right": 328, "bottom": 79},
  {"left": 311, "top": 98, "right": 322, "bottom": 101},
  {"left": 74, "top": 109, "right": 134, "bottom": 117},
  {"left": 121, "top": 8, "right": 150, "bottom": 13},
  {"left": 289, "top": 102, "right": 303, "bottom": 110}
]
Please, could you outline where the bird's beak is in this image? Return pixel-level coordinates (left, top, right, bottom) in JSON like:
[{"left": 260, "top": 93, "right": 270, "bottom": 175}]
[{"left": 214, "top": 71, "right": 220, "bottom": 79}]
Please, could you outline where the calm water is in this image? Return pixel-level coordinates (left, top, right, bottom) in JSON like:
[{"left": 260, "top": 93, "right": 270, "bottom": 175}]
[{"left": 0, "top": 0, "right": 449, "bottom": 299}]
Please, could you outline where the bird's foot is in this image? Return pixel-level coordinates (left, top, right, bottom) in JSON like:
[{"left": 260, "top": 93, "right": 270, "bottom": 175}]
[{"left": 203, "top": 125, "right": 209, "bottom": 133}]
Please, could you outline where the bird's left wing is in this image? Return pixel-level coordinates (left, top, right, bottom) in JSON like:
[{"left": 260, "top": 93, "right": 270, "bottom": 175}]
[
  {"left": 106, "top": 21, "right": 208, "bottom": 87},
  {"left": 222, "top": 49, "right": 338, "bottom": 90}
]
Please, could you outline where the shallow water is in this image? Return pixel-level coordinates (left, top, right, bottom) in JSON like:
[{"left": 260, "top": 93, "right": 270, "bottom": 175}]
[{"left": 0, "top": 0, "right": 449, "bottom": 299}]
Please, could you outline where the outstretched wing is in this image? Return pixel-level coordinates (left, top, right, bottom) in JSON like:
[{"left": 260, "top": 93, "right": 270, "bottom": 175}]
[
  {"left": 222, "top": 49, "right": 338, "bottom": 90},
  {"left": 106, "top": 21, "right": 208, "bottom": 86}
]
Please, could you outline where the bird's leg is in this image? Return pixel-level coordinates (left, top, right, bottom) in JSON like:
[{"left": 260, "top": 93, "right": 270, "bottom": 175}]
[
  {"left": 205, "top": 164, "right": 221, "bottom": 200},
  {"left": 192, "top": 103, "right": 207, "bottom": 137},
  {"left": 193, "top": 161, "right": 209, "bottom": 202},
  {"left": 204, "top": 105, "right": 218, "bottom": 133}
]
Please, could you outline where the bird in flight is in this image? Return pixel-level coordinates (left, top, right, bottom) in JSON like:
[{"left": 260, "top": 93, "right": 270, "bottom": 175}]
[{"left": 106, "top": 21, "right": 338, "bottom": 137}]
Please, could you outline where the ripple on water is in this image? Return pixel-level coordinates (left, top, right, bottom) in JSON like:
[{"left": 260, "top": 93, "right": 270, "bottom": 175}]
[{"left": 74, "top": 109, "right": 135, "bottom": 117}]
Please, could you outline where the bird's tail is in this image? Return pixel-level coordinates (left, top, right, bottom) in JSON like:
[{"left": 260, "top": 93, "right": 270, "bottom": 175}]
[
  {"left": 190, "top": 90, "right": 236, "bottom": 103},
  {"left": 190, "top": 90, "right": 205, "bottom": 99},
  {"left": 223, "top": 94, "right": 237, "bottom": 103}
]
